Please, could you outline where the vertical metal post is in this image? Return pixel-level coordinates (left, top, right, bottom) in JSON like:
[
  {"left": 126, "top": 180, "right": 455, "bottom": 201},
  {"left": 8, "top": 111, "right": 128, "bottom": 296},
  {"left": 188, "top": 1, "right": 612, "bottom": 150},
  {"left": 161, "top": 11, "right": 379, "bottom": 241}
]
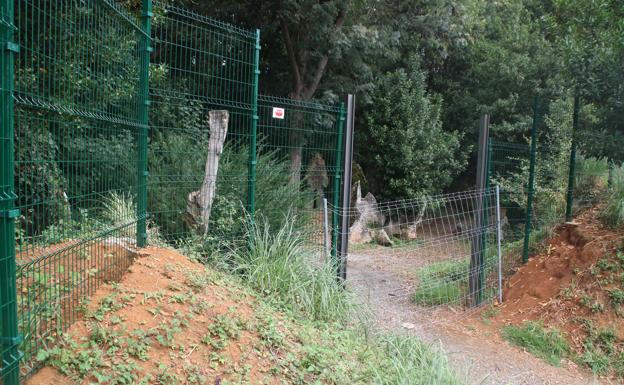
[
  {"left": 331, "top": 102, "right": 346, "bottom": 274},
  {"left": 469, "top": 114, "right": 489, "bottom": 307},
  {"left": 496, "top": 186, "right": 503, "bottom": 304},
  {"left": 247, "top": 30, "right": 261, "bottom": 221},
  {"left": 322, "top": 198, "right": 330, "bottom": 259},
  {"left": 136, "top": 0, "right": 152, "bottom": 247},
  {"left": 338, "top": 94, "right": 355, "bottom": 281},
  {"left": 565, "top": 94, "right": 579, "bottom": 222},
  {"left": 522, "top": 96, "right": 539, "bottom": 263},
  {"left": 0, "top": 0, "right": 22, "bottom": 383}
]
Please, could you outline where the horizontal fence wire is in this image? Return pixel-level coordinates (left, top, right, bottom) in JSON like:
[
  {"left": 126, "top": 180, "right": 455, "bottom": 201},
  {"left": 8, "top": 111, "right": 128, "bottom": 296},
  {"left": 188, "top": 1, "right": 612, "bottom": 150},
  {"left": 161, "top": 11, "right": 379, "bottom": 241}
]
[
  {"left": 334, "top": 188, "right": 502, "bottom": 322},
  {"left": 12, "top": 0, "right": 146, "bottom": 378}
]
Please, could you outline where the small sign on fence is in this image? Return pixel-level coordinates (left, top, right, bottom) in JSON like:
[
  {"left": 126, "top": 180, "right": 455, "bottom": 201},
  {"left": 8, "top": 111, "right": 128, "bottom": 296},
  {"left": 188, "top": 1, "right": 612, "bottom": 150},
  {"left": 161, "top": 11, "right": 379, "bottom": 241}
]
[{"left": 272, "top": 107, "right": 285, "bottom": 119}]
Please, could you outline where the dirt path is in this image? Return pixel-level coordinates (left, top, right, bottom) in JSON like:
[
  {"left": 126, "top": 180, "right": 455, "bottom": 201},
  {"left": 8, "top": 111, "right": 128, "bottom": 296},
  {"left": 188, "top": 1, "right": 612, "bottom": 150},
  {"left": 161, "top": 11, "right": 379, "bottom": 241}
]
[{"left": 347, "top": 250, "right": 603, "bottom": 385}]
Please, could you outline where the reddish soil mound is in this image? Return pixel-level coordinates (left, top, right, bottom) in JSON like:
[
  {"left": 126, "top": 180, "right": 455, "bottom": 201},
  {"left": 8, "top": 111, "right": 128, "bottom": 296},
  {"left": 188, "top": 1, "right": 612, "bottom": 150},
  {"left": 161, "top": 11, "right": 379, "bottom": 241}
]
[
  {"left": 494, "top": 208, "right": 622, "bottom": 328},
  {"left": 25, "top": 247, "right": 301, "bottom": 385}
]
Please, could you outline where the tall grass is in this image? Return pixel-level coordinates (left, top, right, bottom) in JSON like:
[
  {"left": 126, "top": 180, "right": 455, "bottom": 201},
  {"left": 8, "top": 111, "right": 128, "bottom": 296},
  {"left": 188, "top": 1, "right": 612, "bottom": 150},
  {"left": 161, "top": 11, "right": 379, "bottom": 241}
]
[
  {"left": 226, "top": 215, "right": 353, "bottom": 322},
  {"left": 600, "top": 166, "right": 624, "bottom": 228}
]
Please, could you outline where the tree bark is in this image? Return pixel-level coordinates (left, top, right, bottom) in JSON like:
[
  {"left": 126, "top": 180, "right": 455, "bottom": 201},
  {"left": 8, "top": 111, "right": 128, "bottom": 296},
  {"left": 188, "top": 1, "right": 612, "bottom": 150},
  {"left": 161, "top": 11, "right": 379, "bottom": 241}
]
[
  {"left": 279, "top": 2, "right": 350, "bottom": 186},
  {"left": 187, "top": 110, "right": 229, "bottom": 234}
]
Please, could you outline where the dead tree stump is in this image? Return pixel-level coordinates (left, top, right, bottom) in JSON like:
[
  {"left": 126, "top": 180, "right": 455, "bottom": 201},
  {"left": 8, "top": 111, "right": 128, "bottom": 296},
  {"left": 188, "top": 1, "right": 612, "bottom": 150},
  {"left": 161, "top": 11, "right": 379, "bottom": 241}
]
[{"left": 186, "top": 110, "right": 229, "bottom": 234}]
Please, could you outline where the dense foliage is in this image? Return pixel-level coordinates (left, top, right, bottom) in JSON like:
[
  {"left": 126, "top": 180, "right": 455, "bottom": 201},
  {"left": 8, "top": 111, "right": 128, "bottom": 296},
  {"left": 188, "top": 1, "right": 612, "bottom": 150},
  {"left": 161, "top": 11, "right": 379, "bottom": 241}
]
[{"left": 186, "top": 0, "right": 624, "bottom": 199}]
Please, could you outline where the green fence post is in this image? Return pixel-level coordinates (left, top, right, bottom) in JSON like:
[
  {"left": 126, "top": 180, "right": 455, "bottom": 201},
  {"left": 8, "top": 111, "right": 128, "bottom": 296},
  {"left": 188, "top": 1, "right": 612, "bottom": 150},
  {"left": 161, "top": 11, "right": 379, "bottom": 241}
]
[
  {"left": 565, "top": 94, "right": 579, "bottom": 222},
  {"left": 136, "top": 0, "right": 152, "bottom": 247},
  {"left": 247, "top": 29, "right": 261, "bottom": 221},
  {"left": 1, "top": 0, "right": 22, "bottom": 382},
  {"left": 331, "top": 103, "right": 346, "bottom": 266},
  {"left": 478, "top": 137, "right": 493, "bottom": 303},
  {"left": 522, "top": 96, "right": 539, "bottom": 264}
]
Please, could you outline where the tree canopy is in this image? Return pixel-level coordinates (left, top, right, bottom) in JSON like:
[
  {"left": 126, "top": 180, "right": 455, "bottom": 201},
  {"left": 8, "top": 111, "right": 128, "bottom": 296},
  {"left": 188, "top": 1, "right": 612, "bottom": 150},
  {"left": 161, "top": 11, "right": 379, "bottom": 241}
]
[{"left": 184, "top": 0, "right": 624, "bottom": 199}]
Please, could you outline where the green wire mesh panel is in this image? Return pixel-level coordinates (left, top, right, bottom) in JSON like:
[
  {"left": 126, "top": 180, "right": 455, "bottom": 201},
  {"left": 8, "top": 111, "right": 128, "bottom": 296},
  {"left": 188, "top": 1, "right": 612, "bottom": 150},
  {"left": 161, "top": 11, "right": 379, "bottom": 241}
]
[
  {"left": 12, "top": 1, "right": 146, "bottom": 378},
  {"left": 147, "top": 1, "right": 258, "bottom": 243},
  {"left": 488, "top": 139, "right": 531, "bottom": 242},
  {"left": 256, "top": 95, "right": 344, "bottom": 253}
]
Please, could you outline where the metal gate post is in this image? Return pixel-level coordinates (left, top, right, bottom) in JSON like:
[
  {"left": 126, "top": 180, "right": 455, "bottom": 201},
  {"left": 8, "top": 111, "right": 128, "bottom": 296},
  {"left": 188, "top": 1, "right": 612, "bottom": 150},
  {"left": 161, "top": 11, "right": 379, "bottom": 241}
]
[
  {"left": 469, "top": 114, "right": 489, "bottom": 307},
  {"left": 565, "top": 94, "right": 579, "bottom": 222},
  {"left": 522, "top": 96, "right": 539, "bottom": 263},
  {"left": 331, "top": 102, "right": 346, "bottom": 275},
  {"left": 338, "top": 94, "right": 355, "bottom": 281},
  {"left": 136, "top": 0, "right": 152, "bottom": 247},
  {"left": 496, "top": 186, "right": 503, "bottom": 304},
  {"left": 0, "top": 0, "right": 22, "bottom": 382},
  {"left": 247, "top": 30, "right": 261, "bottom": 221}
]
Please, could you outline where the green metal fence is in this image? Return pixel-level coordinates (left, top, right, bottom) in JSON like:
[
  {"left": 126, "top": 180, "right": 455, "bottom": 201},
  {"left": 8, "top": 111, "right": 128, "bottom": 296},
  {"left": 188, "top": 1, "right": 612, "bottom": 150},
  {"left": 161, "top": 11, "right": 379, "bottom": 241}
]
[
  {"left": 256, "top": 95, "right": 345, "bottom": 256},
  {"left": 10, "top": 0, "right": 147, "bottom": 379},
  {"left": 488, "top": 95, "right": 621, "bottom": 273},
  {"left": 147, "top": 1, "right": 259, "bottom": 242},
  {"left": 0, "top": 2, "right": 347, "bottom": 382}
]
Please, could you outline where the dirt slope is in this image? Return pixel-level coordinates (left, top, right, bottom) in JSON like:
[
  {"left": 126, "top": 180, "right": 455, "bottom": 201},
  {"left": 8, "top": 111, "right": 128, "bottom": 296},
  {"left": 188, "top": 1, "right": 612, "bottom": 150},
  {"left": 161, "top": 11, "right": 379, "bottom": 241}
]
[
  {"left": 27, "top": 247, "right": 317, "bottom": 384},
  {"left": 476, "top": 207, "right": 624, "bottom": 383}
]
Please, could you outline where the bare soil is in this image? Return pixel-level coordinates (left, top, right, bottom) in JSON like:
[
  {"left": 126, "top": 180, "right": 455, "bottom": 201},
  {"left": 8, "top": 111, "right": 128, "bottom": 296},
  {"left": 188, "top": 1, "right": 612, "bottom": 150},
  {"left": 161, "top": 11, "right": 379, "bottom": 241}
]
[
  {"left": 25, "top": 247, "right": 298, "bottom": 385},
  {"left": 478, "top": 207, "right": 624, "bottom": 380}
]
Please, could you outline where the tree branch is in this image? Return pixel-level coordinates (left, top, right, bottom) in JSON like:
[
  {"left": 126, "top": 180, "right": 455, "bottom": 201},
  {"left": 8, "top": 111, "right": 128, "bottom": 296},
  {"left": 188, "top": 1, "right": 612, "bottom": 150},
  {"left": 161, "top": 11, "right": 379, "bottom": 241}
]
[{"left": 303, "top": 2, "right": 349, "bottom": 99}]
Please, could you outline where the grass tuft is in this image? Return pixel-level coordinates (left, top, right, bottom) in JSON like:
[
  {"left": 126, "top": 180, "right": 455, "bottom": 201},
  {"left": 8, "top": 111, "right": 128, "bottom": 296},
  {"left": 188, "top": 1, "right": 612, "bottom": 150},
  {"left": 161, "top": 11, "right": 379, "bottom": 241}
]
[
  {"left": 600, "top": 169, "right": 624, "bottom": 228},
  {"left": 371, "top": 334, "right": 465, "bottom": 385},
  {"left": 412, "top": 259, "right": 468, "bottom": 306},
  {"left": 502, "top": 321, "right": 570, "bottom": 366},
  {"left": 226, "top": 215, "right": 353, "bottom": 322}
]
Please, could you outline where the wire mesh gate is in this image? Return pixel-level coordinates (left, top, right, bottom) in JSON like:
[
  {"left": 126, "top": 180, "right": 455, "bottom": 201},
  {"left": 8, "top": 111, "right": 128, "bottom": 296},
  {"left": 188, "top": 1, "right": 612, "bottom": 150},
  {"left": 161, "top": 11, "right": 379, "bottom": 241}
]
[
  {"left": 0, "top": 1, "right": 349, "bottom": 382},
  {"left": 343, "top": 188, "right": 503, "bottom": 318}
]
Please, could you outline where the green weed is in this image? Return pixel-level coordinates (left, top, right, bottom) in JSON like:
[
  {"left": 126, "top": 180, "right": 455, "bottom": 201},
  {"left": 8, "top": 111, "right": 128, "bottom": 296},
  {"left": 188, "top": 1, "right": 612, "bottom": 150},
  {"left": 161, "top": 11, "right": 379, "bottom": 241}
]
[
  {"left": 412, "top": 259, "right": 468, "bottom": 306},
  {"left": 502, "top": 321, "right": 570, "bottom": 366}
]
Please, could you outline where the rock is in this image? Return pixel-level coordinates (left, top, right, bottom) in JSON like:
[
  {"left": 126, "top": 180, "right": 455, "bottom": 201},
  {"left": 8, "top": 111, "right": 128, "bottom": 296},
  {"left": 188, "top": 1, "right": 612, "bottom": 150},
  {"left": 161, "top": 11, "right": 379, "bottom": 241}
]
[
  {"left": 349, "top": 220, "right": 373, "bottom": 244},
  {"left": 400, "top": 224, "right": 419, "bottom": 241},
  {"left": 384, "top": 217, "right": 402, "bottom": 238},
  {"left": 401, "top": 322, "right": 416, "bottom": 330},
  {"left": 348, "top": 181, "right": 385, "bottom": 244},
  {"left": 375, "top": 229, "right": 393, "bottom": 247}
]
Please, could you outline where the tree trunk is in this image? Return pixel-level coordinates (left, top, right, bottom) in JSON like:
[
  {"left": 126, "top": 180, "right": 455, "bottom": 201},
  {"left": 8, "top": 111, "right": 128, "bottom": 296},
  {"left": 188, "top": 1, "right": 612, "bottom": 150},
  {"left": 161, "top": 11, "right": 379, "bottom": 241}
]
[
  {"left": 187, "top": 110, "right": 229, "bottom": 234},
  {"left": 289, "top": 130, "right": 304, "bottom": 187},
  {"left": 288, "top": 104, "right": 305, "bottom": 187}
]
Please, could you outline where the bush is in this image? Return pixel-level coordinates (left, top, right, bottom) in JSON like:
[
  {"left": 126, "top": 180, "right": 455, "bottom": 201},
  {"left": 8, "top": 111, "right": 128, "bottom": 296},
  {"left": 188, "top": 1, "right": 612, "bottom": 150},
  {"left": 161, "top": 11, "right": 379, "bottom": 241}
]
[{"left": 360, "top": 56, "right": 465, "bottom": 201}]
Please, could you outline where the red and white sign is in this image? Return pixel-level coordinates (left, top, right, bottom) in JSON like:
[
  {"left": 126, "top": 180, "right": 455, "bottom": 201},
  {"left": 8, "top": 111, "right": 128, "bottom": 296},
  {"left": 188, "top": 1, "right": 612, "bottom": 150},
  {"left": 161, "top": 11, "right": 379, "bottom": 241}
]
[{"left": 272, "top": 107, "right": 285, "bottom": 119}]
